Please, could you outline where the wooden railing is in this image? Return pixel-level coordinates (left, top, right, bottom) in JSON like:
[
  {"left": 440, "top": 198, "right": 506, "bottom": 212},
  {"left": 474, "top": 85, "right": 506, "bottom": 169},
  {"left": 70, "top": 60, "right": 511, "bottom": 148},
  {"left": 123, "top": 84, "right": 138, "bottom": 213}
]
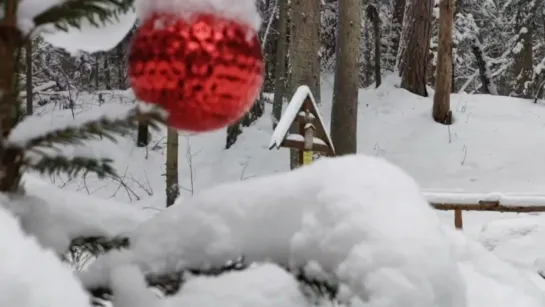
[{"left": 424, "top": 192, "right": 545, "bottom": 229}]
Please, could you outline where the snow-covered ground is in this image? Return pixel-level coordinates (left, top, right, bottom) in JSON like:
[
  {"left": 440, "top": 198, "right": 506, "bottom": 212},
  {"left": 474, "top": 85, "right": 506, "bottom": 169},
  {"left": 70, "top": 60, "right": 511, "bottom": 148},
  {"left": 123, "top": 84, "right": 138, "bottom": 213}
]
[{"left": 26, "top": 75, "right": 545, "bottom": 234}]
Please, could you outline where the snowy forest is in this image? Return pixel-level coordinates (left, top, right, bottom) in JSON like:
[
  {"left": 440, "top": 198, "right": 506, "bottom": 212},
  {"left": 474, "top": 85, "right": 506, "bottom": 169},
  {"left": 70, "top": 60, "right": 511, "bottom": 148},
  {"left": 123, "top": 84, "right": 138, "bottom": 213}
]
[
  {"left": 5, "top": 0, "right": 545, "bottom": 307},
  {"left": 25, "top": 0, "right": 545, "bottom": 111},
  {"left": 24, "top": 0, "right": 545, "bottom": 160}
]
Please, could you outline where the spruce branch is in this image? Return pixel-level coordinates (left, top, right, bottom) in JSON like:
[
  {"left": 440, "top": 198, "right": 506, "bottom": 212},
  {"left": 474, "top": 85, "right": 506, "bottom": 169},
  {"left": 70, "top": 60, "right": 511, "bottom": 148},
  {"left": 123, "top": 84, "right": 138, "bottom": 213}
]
[
  {"left": 87, "top": 259, "right": 342, "bottom": 307},
  {"left": 24, "top": 155, "right": 117, "bottom": 179},
  {"left": 33, "top": 0, "right": 135, "bottom": 32},
  {"left": 16, "top": 106, "right": 165, "bottom": 152},
  {"left": 69, "top": 235, "right": 130, "bottom": 256}
]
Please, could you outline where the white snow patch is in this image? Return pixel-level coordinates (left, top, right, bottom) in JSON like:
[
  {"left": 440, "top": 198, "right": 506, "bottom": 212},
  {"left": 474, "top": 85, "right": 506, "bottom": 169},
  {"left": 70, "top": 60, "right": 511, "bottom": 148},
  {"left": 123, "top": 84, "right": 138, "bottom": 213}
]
[{"left": 425, "top": 192, "right": 545, "bottom": 206}]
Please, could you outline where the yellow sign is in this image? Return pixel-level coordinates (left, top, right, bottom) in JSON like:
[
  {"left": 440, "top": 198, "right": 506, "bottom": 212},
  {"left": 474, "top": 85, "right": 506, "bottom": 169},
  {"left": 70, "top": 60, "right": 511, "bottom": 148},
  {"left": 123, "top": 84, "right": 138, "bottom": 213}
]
[{"left": 303, "top": 151, "right": 313, "bottom": 165}]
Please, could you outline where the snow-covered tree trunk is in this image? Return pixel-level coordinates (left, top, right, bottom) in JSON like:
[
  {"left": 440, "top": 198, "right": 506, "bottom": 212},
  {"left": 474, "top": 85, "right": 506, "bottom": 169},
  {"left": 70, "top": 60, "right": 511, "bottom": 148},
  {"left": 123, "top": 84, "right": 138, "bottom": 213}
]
[{"left": 513, "top": 11, "right": 533, "bottom": 98}]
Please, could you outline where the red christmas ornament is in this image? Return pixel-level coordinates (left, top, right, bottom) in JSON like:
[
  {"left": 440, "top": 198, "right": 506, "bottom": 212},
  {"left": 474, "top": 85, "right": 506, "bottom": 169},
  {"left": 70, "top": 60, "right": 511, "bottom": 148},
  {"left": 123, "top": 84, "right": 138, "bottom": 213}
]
[{"left": 128, "top": 13, "right": 264, "bottom": 132}]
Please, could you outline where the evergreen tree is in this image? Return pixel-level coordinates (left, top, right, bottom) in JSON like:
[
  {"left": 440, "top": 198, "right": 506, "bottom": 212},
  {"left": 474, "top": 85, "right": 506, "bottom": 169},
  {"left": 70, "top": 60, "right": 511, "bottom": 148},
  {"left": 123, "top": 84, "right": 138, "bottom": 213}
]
[{"left": 0, "top": 0, "right": 164, "bottom": 193}]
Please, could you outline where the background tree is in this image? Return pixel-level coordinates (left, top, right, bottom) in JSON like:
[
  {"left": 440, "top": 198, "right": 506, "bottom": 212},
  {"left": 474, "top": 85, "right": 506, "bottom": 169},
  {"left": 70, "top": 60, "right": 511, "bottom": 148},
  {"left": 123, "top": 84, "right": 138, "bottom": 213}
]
[
  {"left": 272, "top": 0, "right": 289, "bottom": 129},
  {"left": 289, "top": 0, "right": 321, "bottom": 169},
  {"left": 400, "top": 0, "right": 434, "bottom": 96},
  {"left": 330, "top": 0, "right": 361, "bottom": 155},
  {"left": 0, "top": 0, "right": 163, "bottom": 193},
  {"left": 165, "top": 128, "right": 179, "bottom": 207},
  {"left": 433, "top": 0, "right": 454, "bottom": 124}
]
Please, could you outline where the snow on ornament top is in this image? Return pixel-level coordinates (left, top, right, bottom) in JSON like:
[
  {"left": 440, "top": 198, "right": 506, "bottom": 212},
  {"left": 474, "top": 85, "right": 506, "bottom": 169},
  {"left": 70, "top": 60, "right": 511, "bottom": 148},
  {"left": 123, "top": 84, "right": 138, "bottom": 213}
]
[{"left": 135, "top": 0, "right": 262, "bottom": 31}]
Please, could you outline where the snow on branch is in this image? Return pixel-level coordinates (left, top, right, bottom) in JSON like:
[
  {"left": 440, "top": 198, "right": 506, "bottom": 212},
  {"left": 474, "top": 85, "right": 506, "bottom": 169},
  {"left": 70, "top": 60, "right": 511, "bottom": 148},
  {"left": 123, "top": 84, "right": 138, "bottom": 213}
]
[
  {"left": 79, "top": 154, "right": 465, "bottom": 307},
  {"left": 26, "top": 0, "right": 135, "bottom": 33},
  {"left": 86, "top": 256, "right": 340, "bottom": 307},
  {"left": 5, "top": 103, "right": 166, "bottom": 179},
  {"left": 8, "top": 103, "right": 166, "bottom": 150}
]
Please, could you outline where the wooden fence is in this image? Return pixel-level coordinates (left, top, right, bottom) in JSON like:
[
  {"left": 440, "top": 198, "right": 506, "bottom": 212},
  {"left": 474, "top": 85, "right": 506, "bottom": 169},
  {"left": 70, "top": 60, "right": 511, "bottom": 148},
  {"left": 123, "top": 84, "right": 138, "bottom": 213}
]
[{"left": 424, "top": 192, "right": 545, "bottom": 229}]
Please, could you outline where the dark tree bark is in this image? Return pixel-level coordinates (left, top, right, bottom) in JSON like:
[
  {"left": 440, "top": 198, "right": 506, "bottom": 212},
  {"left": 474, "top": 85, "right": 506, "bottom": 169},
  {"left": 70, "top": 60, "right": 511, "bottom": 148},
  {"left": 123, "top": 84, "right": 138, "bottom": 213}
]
[
  {"left": 25, "top": 40, "right": 33, "bottom": 115},
  {"left": 366, "top": 5, "right": 381, "bottom": 88},
  {"left": 392, "top": 0, "right": 406, "bottom": 69},
  {"left": 432, "top": 0, "right": 454, "bottom": 125},
  {"left": 136, "top": 122, "right": 149, "bottom": 147},
  {"left": 165, "top": 128, "right": 179, "bottom": 207},
  {"left": 400, "top": 0, "right": 433, "bottom": 97}
]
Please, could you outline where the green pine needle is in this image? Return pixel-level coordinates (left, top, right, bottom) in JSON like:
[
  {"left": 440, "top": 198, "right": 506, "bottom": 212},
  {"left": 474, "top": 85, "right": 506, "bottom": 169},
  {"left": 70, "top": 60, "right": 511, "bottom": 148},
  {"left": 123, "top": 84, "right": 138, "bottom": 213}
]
[
  {"left": 24, "top": 155, "right": 117, "bottom": 179},
  {"left": 33, "top": 0, "right": 135, "bottom": 32},
  {"left": 20, "top": 106, "right": 165, "bottom": 151}
]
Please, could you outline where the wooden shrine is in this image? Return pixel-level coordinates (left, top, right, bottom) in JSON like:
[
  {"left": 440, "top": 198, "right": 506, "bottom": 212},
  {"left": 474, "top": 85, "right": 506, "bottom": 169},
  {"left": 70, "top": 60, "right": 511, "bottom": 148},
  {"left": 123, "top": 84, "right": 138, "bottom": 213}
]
[{"left": 269, "top": 86, "right": 335, "bottom": 165}]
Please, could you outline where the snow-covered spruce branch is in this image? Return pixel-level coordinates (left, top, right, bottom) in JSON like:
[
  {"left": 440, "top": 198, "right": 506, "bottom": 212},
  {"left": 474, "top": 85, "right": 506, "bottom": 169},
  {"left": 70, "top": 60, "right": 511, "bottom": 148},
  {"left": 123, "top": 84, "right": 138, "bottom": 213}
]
[
  {"left": 24, "top": 155, "right": 117, "bottom": 179},
  {"left": 10, "top": 106, "right": 165, "bottom": 151},
  {"left": 5, "top": 105, "right": 166, "bottom": 179},
  {"left": 87, "top": 258, "right": 340, "bottom": 305},
  {"left": 31, "top": 0, "right": 135, "bottom": 32},
  {"left": 68, "top": 235, "right": 130, "bottom": 257}
]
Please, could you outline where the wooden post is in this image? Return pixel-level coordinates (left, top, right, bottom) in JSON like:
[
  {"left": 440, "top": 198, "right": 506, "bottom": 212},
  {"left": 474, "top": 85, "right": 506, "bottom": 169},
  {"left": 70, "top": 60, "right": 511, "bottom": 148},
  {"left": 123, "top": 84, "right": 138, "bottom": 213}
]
[
  {"left": 454, "top": 209, "right": 463, "bottom": 229},
  {"left": 302, "top": 109, "right": 315, "bottom": 165}
]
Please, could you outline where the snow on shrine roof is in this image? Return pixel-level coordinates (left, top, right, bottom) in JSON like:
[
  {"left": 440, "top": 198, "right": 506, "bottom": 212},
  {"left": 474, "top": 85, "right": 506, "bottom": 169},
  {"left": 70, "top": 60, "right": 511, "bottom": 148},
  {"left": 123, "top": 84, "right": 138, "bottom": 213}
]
[{"left": 269, "top": 85, "right": 334, "bottom": 152}]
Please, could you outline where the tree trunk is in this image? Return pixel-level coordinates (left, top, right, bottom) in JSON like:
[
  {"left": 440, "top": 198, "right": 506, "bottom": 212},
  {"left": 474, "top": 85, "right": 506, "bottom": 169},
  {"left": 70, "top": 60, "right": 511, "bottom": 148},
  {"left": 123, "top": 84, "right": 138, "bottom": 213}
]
[
  {"left": 432, "top": 0, "right": 453, "bottom": 125},
  {"left": 514, "top": 13, "right": 533, "bottom": 98},
  {"left": 225, "top": 119, "right": 243, "bottom": 149},
  {"left": 400, "top": 0, "right": 433, "bottom": 96},
  {"left": 94, "top": 54, "right": 100, "bottom": 90},
  {"left": 104, "top": 53, "right": 111, "bottom": 90},
  {"left": 272, "top": 0, "right": 288, "bottom": 129},
  {"left": 392, "top": 0, "right": 406, "bottom": 68},
  {"left": 471, "top": 38, "right": 498, "bottom": 95},
  {"left": 330, "top": 0, "right": 361, "bottom": 155},
  {"left": 366, "top": 5, "right": 381, "bottom": 88},
  {"left": 0, "top": 0, "right": 24, "bottom": 192},
  {"left": 136, "top": 122, "right": 149, "bottom": 147},
  {"left": 289, "top": 0, "right": 321, "bottom": 169},
  {"left": 116, "top": 43, "right": 125, "bottom": 89},
  {"left": 165, "top": 128, "right": 179, "bottom": 207},
  {"left": 25, "top": 39, "right": 32, "bottom": 115}
]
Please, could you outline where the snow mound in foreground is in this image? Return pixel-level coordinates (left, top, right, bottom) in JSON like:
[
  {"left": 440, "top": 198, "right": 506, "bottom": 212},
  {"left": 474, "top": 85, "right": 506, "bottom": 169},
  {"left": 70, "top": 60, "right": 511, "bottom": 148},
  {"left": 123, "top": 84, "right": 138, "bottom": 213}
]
[
  {"left": 83, "top": 154, "right": 466, "bottom": 307},
  {"left": 0, "top": 202, "right": 90, "bottom": 307}
]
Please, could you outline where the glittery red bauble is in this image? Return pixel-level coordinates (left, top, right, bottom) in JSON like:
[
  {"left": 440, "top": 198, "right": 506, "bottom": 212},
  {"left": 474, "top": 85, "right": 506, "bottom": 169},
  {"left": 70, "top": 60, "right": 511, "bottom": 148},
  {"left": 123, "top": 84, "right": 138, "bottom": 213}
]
[{"left": 128, "top": 13, "right": 264, "bottom": 132}]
